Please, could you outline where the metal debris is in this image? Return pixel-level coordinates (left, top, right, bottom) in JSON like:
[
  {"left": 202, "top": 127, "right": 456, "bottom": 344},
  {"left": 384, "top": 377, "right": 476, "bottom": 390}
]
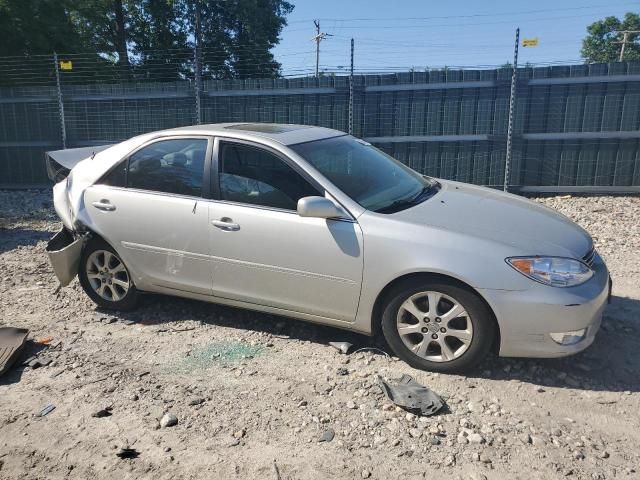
[
  {"left": 35, "top": 404, "right": 56, "bottom": 417},
  {"left": 378, "top": 374, "right": 444, "bottom": 416}
]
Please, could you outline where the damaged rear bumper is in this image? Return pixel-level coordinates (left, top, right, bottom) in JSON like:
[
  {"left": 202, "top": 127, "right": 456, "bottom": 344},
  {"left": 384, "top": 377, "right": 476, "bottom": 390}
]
[{"left": 46, "top": 228, "right": 85, "bottom": 286}]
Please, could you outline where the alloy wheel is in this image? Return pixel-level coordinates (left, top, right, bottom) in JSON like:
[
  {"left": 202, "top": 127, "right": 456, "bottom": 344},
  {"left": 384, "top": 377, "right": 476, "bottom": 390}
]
[
  {"left": 396, "top": 290, "right": 473, "bottom": 362},
  {"left": 85, "top": 250, "right": 130, "bottom": 302}
]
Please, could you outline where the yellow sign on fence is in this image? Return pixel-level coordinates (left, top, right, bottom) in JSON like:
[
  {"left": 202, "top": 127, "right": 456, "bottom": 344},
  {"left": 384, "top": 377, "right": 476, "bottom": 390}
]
[
  {"left": 59, "top": 60, "right": 73, "bottom": 71},
  {"left": 522, "top": 38, "right": 539, "bottom": 47}
]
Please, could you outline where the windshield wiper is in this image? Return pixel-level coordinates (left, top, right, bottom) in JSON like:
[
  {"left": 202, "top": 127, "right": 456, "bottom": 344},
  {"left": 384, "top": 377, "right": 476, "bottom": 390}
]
[{"left": 374, "top": 182, "right": 440, "bottom": 214}]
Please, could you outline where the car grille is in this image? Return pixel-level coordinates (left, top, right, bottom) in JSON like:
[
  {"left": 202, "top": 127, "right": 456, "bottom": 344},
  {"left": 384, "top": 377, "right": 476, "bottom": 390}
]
[{"left": 582, "top": 246, "right": 596, "bottom": 268}]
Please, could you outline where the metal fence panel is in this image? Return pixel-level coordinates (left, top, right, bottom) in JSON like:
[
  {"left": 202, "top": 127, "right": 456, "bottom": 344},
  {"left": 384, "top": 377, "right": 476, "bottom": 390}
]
[{"left": 0, "top": 58, "right": 639, "bottom": 192}]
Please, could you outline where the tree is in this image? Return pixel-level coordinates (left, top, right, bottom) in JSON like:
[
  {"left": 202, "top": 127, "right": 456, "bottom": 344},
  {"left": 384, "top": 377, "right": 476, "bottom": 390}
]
[
  {"left": 0, "top": 0, "right": 294, "bottom": 82},
  {"left": 128, "top": 0, "right": 190, "bottom": 79},
  {"left": 226, "top": 0, "right": 294, "bottom": 78},
  {"left": 69, "top": 0, "right": 133, "bottom": 67},
  {"left": 0, "top": 0, "right": 87, "bottom": 57},
  {"left": 581, "top": 12, "right": 640, "bottom": 63},
  {"left": 194, "top": 0, "right": 294, "bottom": 79}
]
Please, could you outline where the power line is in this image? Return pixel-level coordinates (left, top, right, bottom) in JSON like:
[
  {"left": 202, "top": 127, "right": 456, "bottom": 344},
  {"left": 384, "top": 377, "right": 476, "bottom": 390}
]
[{"left": 286, "top": 3, "right": 637, "bottom": 24}]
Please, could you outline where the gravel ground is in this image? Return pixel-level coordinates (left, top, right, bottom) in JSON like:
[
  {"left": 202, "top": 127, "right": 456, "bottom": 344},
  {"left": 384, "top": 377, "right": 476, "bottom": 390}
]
[{"left": 0, "top": 190, "right": 639, "bottom": 480}]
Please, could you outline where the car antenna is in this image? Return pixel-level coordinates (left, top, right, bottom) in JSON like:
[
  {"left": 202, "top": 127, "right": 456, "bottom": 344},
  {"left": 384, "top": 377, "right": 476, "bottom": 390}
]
[{"left": 91, "top": 151, "right": 96, "bottom": 160}]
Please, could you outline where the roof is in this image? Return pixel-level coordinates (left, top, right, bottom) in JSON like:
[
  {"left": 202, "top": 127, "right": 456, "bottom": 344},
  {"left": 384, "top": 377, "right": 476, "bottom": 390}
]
[{"left": 158, "top": 123, "right": 346, "bottom": 146}]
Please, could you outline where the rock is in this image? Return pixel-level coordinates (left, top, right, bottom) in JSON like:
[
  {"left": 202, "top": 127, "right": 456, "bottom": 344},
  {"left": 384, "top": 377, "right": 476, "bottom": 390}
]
[
  {"left": 466, "top": 473, "right": 488, "bottom": 480},
  {"left": 233, "top": 428, "right": 246, "bottom": 439},
  {"left": 444, "top": 454, "right": 456, "bottom": 467},
  {"left": 346, "top": 401, "right": 357, "bottom": 409},
  {"left": 519, "top": 433, "right": 532, "bottom": 444},
  {"left": 409, "top": 428, "right": 422, "bottom": 439},
  {"left": 373, "top": 435, "right": 387, "bottom": 446},
  {"left": 336, "top": 367, "right": 349, "bottom": 376},
  {"left": 468, "top": 433, "right": 485, "bottom": 444},
  {"left": 599, "top": 451, "right": 609, "bottom": 459},
  {"left": 188, "top": 398, "right": 205, "bottom": 406},
  {"left": 297, "top": 400, "right": 308, "bottom": 408},
  {"left": 531, "top": 435, "right": 546, "bottom": 446},
  {"left": 428, "top": 435, "right": 441, "bottom": 446},
  {"left": 361, "top": 470, "right": 371, "bottom": 479},
  {"left": 467, "top": 402, "right": 482, "bottom": 413},
  {"left": 160, "top": 413, "right": 178, "bottom": 428},
  {"left": 573, "top": 450, "right": 585, "bottom": 460},
  {"left": 319, "top": 429, "right": 335, "bottom": 443}
]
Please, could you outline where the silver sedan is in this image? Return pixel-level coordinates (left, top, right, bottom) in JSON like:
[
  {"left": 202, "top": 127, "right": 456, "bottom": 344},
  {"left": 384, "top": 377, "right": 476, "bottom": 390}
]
[{"left": 46, "top": 123, "right": 610, "bottom": 372}]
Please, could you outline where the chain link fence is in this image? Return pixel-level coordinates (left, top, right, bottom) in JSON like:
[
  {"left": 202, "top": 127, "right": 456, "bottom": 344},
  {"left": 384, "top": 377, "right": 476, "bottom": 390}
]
[{"left": 0, "top": 51, "right": 639, "bottom": 192}]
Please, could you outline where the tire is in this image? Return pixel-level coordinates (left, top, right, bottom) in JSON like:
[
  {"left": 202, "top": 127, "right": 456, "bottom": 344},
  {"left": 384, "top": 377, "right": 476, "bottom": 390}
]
[
  {"left": 78, "top": 237, "right": 138, "bottom": 311},
  {"left": 381, "top": 278, "right": 496, "bottom": 373}
]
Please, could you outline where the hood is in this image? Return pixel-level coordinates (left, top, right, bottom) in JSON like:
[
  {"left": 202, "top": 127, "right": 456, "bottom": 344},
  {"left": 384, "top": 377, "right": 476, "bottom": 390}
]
[{"left": 392, "top": 180, "right": 592, "bottom": 259}]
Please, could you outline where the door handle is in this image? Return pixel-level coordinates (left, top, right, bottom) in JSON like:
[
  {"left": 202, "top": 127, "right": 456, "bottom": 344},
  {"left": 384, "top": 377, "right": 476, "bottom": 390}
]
[
  {"left": 211, "top": 217, "right": 240, "bottom": 231},
  {"left": 92, "top": 200, "right": 116, "bottom": 211}
]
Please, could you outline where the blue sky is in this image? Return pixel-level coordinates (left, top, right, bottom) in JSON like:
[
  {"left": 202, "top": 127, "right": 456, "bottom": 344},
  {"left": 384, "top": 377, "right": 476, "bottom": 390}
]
[{"left": 272, "top": 0, "right": 637, "bottom": 74}]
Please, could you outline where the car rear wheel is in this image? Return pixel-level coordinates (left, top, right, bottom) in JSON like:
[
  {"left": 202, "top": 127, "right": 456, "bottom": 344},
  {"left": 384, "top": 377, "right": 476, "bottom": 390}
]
[
  {"left": 78, "top": 238, "right": 138, "bottom": 310},
  {"left": 381, "top": 278, "right": 496, "bottom": 373}
]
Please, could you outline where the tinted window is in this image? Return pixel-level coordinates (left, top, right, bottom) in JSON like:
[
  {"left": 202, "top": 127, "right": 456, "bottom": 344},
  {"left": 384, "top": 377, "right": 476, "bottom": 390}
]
[
  {"left": 100, "top": 160, "right": 127, "bottom": 187},
  {"left": 127, "top": 139, "right": 207, "bottom": 196},
  {"left": 291, "top": 136, "right": 439, "bottom": 213},
  {"left": 219, "top": 143, "right": 320, "bottom": 210}
]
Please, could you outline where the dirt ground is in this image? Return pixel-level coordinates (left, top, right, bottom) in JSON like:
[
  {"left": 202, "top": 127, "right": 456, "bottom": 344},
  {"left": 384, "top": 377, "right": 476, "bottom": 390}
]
[{"left": 0, "top": 191, "right": 639, "bottom": 480}]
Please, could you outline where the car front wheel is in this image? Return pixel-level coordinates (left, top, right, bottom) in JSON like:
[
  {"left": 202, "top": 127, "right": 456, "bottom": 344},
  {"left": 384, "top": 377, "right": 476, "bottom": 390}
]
[
  {"left": 381, "top": 278, "right": 496, "bottom": 373},
  {"left": 78, "top": 238, "right": 138, "bottom": 310}
]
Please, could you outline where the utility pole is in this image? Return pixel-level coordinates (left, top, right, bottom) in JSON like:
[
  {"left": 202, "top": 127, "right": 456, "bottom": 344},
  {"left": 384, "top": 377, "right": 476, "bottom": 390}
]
[
  {"left": 616, "top": 30, "right": 640, "bottom": 61},
  {"left": 312, "top": 20, "right": 332, "bottom": 77},
  {"left": 504, "top": 27, "right": 519, "bottom": 192}
]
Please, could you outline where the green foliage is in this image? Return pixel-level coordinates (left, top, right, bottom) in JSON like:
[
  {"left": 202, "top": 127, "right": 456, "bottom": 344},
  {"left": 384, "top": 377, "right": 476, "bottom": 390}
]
[
  {"left": 581, "top": 12, "right": 640, "bottom": 63},
  {"left": 0, "top": 0, "right": 294, "bottom": 81},
  {"left": 0, "top": 0, "right": 86, "bottom": 56}
]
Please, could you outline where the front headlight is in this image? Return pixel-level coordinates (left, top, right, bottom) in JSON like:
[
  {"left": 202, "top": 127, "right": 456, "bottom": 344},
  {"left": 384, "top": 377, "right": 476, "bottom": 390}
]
[{"left": 506, "top": 256, "right": 593, "bottom": 287}]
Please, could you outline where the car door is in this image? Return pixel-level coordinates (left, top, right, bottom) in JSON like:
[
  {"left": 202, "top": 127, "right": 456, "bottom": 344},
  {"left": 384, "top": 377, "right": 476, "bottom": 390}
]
[
  {"left": 82, "top": 136, "right": 213, "bottom": 294},
  {"left": 208, "top": 139, "right": 364, "bottom": 322}
]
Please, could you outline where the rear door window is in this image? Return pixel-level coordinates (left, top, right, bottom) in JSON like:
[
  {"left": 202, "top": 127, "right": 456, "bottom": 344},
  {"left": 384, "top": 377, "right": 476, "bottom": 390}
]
[{"left": 127, "top": 138, "right": 208, "bottom": 197}]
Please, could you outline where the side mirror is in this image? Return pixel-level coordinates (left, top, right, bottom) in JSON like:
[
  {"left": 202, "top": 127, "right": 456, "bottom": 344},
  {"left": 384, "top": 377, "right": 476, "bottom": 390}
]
[{"left": 297, "top": 196, "right": 344, "bottom": 219}]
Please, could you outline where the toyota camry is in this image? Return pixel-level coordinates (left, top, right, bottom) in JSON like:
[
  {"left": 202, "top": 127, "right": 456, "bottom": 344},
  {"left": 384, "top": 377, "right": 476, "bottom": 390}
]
[{"left": 45, "top": 123, "right": 610, "bottom": 372}]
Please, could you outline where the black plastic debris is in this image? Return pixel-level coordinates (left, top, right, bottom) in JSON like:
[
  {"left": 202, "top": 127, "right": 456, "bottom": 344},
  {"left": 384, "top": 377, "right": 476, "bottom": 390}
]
[
  {"left": 116, "top": 448, "right": 140, "bottom": 459},
  {"left": 92, "top": 406, "right": 113, "bottom": 418},
  {"left": 378, "top": 374, "right": 444, "bottom": 416},
  {"left": 0, "top": 327, "right": 29, "bottom": 376},
  {"left": 328, "top": 341, "right": 353, "bottom": 354}
]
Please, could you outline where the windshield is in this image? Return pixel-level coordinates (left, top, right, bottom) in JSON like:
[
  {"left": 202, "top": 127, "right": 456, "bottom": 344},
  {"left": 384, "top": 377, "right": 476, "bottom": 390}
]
[{"left": 290, "top": 135, "right": 439, "bottom": 213}]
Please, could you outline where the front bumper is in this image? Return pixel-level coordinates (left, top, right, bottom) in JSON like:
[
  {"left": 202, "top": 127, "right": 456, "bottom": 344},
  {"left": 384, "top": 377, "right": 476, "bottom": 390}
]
[{"left": 479, "top": 253, "right": 609, "bottom": 358}]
